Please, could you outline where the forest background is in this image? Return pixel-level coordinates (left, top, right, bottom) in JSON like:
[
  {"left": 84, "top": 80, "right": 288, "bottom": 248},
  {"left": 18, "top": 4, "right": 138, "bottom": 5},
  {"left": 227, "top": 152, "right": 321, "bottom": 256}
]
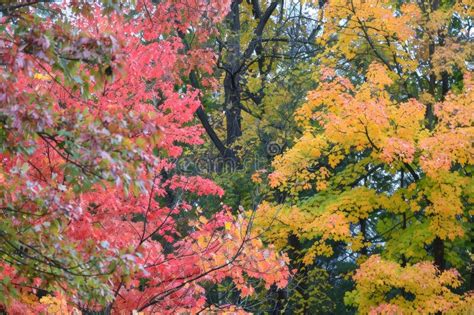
[{"left": 0, "top": 0, "right": 472, "bottom": 314}]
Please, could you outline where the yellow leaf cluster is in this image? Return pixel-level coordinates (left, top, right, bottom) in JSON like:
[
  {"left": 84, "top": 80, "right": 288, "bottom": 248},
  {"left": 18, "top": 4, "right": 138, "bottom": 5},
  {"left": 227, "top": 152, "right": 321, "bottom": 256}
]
[
  {"left": 39, "top": 295, "right": 70, "bottom": 315},
  {"left": 347, "top": 255, "right": 474, "bottom": 314}
]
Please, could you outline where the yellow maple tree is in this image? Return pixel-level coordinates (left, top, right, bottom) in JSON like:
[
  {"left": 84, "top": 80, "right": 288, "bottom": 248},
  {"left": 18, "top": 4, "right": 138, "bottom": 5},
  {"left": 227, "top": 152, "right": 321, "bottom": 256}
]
[{"left": 254, "top": 0, "right": 473, "bottom": 312}]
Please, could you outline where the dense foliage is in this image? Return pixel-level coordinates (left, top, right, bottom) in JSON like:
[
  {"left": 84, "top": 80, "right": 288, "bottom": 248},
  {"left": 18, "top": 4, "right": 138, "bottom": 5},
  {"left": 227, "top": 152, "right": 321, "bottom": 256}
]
[
  {"left": 0, "top": 1, "right": 288, "bottom": 313},
  {"left": 0, "top": 0, "right": 472, "bottom": 314}
]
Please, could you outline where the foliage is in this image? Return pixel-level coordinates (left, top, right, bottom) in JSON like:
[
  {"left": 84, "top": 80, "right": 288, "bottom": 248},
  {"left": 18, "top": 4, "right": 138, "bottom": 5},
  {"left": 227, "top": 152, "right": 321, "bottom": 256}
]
[
  {"left": 1, "top": 0, "right": 473, "bottom": 313},
  {"left": 0, "top": 1, "right": 289, "bottom": 313},
  {"left": 254, "top": 0, "right": 473, "bottom": 313},
  {"left": 345, "top": 255, "right": 474, "bottom": 314}
]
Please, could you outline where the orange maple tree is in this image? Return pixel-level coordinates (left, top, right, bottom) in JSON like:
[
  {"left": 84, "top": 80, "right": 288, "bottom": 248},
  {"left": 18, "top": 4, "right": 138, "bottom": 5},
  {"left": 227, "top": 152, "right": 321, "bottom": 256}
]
[{"left": 255, "top": 0, "right": 473, "bottom": 313}]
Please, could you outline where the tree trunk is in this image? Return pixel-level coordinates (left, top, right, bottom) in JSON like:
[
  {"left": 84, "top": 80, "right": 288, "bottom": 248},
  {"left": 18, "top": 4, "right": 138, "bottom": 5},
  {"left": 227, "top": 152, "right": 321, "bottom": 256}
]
[
  {"left": 224, "top": 0, "right": 243, "bottom": 146},
  {"left": 360, "top": 218, "right": 368, "bottom": 256},
  {"left": 433, "top": 236, "right": 445, "bottom": 271}
]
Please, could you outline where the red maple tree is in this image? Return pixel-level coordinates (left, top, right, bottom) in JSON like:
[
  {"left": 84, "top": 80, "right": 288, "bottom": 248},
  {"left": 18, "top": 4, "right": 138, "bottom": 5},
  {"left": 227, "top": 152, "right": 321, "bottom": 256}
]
[{"left": 0, "top": 1, "right": 289, "bottom": 313}]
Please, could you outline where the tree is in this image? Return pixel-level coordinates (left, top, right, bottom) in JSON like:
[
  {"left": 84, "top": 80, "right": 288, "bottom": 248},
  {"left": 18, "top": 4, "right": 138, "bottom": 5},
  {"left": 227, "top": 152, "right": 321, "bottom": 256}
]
[
  {"left": 0, "top": 1, "right": 289, "bottom": 313},
  {"left": 186, "top": 1, "right": 329, "bottom": 312},
  {"left": 255, "top": 0, "right": 473, "bottom": 312},
  {"left": 189, "top": 0, "right": 322, "bottom": 166}
]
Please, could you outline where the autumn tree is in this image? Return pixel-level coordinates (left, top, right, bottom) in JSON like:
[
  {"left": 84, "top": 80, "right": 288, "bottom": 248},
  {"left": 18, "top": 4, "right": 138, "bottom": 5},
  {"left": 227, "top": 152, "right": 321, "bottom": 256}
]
[
  {"left": 188, "top": 0, "right": 322, "bottom": 169},
  {"left": 181, "top": 1, "right": 330, "bottom": 311},
  {"left": 0, "top": 1, "right": 289, "bottom": 313},
  {"left": 255, "top": 0, "right": 473, "bottom": 313}
]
